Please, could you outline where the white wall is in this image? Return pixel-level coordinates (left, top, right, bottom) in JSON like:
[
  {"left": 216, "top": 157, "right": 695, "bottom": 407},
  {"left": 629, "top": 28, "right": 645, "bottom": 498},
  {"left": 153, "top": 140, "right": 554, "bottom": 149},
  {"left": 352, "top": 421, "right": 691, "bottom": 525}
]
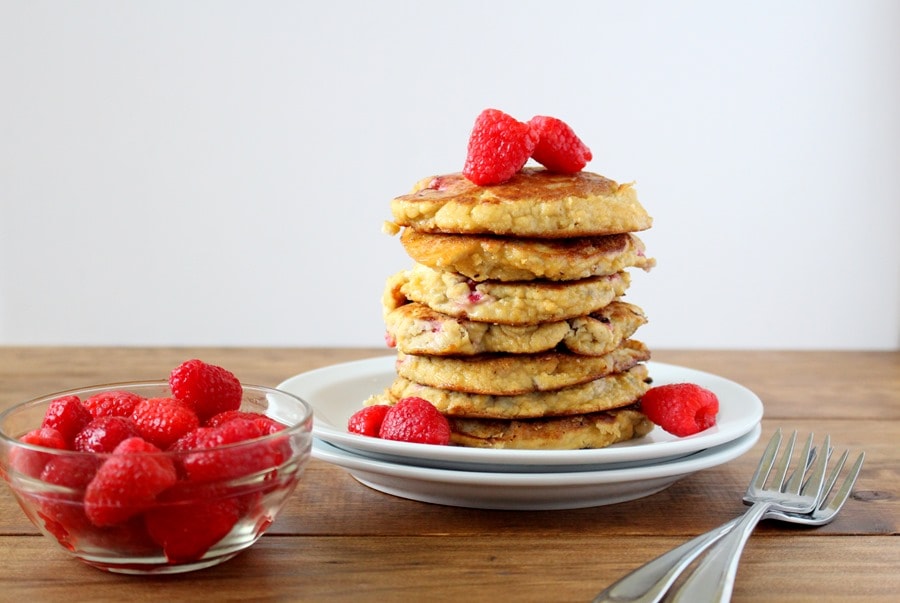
[{"left": 1, "top": 1, "right": 898, "bottom": 350}]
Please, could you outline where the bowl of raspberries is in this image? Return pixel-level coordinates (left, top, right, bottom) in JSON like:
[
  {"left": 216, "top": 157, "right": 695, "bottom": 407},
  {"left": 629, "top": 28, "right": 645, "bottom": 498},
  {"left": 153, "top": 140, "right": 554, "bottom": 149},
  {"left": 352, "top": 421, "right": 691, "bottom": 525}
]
[{"left": 0, "top": 359, "right": 313, "bottom": 575}]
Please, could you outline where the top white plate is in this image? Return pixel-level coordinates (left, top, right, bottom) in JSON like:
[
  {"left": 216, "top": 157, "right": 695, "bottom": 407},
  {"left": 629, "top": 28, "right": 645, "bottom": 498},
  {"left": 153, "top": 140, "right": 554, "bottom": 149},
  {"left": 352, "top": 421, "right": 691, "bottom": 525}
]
[{"left": 277, "top": 357, "right": 763, "bottom": 472}]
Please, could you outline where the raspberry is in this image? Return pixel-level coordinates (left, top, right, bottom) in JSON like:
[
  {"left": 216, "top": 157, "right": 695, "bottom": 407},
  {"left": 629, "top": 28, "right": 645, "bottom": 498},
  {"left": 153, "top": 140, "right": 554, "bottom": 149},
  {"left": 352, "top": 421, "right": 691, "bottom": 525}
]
[
  {"left": 130, "top": 397, "right": 200, "bottom": 450},
  {"left": 169, "top": 359, "right": 243, "bottom": 422},
  {"left": 640, "top": 383, "right": 720, "bottom": 437},
  {"left": 83, "top": 390, "right": 144, "bottom": 418},
  {"left": 41, "top": 395, "right": 92, "bottom": 446},
  {"left": 11, "top": 427, "right": 68, "bottom": 478},
  {"left": 74, "top": 416, "right": 141, "bottom": 453},
  {"left": 145, "top": 497, "right": 242, "bottom": 563},
  {"left": 181, "top": 418, "right": 284, "bottom": 483},
  {"left": 347, "top": 405, "right": 391, "bottom": 437},
  {"left": 19, "top": 426, "right": 67, "bottom": 450},
  {"left": 462, "top": 108, "right": 538, "bottom": 185},
  {"left": 41, "top": 455, "right": 101, "bottom": 490},
  {"left": 528, "top": 115, "right": 592, "bottom": 173},
  {"left": 205, "top": 410, "right": 285, "bottom": 435},
  {"left": 37, "top": 455, "right": 102, "bottom": 548},
  {"left": 83, "top": 437, "right": 177, "bottom": 527},
  {"left": 169, "top": 426, "right": 216, "bottom": 453},
  {"left": 378, "top": 397, "right": 451, "bottom": 445}
]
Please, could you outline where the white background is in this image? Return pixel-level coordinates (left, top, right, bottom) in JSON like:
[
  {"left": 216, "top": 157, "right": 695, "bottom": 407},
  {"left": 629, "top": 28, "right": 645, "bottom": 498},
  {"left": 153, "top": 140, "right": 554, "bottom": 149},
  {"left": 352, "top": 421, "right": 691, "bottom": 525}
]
[{"left": 1, "top": 1, "right": 898, "bottom": 350}]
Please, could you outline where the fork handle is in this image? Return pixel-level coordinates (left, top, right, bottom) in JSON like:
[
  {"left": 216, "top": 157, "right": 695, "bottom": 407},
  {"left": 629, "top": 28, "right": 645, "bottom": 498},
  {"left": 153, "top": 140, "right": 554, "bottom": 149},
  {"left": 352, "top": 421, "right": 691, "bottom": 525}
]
[
  {"left": 669, "top": 502, "right": 772, "bottom": 603},
  {"left": 592, "top": 517, "right": 740, "bottom": 603}
]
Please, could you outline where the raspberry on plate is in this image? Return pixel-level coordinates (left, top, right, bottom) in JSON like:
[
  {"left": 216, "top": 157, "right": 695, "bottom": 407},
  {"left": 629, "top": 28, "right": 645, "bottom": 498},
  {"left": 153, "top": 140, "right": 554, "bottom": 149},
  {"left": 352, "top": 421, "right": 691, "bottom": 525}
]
[
  {"left": 463, "top": 108, "right": 538, "bottom": 186},
  {"left": 169, "top": 359, "right": 243, "bottom": 422},
  {"left": 528, "top": 115, "right": 592, "bottom": 173},
  {"left": 378, "top": 397, "right": 451, "bottom": 445},
  {"left": 347, "top": 405, "right": 391, "bottom": 437},
  {"left": 640, "top": 383, "right": 719, "bottom": 437}
]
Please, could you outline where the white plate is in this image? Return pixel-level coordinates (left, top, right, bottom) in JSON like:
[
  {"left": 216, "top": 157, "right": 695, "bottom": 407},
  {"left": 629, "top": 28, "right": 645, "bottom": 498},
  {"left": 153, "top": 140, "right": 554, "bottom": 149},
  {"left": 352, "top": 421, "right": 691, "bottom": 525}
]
[
  {"left": 277, "top": 357, "right": 764, "bottom": 472},
  {"left": 312, "top": 424, "right": 761, "bottom": 510}
]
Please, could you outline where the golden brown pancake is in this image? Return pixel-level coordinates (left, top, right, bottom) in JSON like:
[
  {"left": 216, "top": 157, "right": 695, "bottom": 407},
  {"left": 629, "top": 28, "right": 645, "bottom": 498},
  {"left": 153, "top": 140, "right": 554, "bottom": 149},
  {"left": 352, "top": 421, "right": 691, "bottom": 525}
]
[
  {"left": 448, "top": 406, "right": 653, "bottom": 450},
  {"left": 364, "top": 363, "right": 650, "bottom": 419},
  {"left": 385, "top": 300, "right": 647, "bottom": 356},
  {"left": 383, "top": 263, "right": 631, "bottom": 325},
  {"left": 389, "top": 168, "right": 652, "bottom": 238},
  {"left": 398, "top": 228, "right": 655, "bottom": 281},
  {"left": 395, "top": 340, "right": 649, "bottom": 395},
  {"left": 565, "top": 302, "right": 648, "bottom": 355}
]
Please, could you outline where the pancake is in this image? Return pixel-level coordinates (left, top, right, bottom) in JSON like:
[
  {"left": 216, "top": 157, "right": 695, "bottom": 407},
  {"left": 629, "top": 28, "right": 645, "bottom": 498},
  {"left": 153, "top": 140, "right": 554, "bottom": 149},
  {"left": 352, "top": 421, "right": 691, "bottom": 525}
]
[
  {"left": 389, "top": 168, "right": 652, "bottom": 238},
  {"left": 385, "top": 300, "right": 647, "bottom": 356},
  {"left": 383, "top": 263, "right": 631, "bottom": 326},
  {"left": 448, "top": 406, "right": 653, "bottom": 450},
  {"left": 565, "top": 302, "right": 648, "bottom": 355},
  {"left": 364, "top": 363, "right": 650, "bottom": 419},
  {"left": 395, "top": 339, "right": 649, "bottom": 395},
  {"left": 399, "top": 229, "right": 655, "bottom": 282}
]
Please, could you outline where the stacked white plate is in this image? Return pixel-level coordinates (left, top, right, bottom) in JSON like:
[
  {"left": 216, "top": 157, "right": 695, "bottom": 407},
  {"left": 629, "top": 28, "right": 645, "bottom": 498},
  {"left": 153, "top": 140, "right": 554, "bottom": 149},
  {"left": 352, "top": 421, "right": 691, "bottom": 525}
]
[{"left": 277, "top": 357, "right": 763, "bottom": 510}]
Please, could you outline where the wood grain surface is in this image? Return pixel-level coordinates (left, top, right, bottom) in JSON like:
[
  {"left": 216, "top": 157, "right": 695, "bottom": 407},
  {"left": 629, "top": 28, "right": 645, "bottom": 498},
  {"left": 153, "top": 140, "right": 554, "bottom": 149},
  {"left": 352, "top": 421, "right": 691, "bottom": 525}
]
[{"left": 1, "top": 347, "right": 897, "bottom": 602}]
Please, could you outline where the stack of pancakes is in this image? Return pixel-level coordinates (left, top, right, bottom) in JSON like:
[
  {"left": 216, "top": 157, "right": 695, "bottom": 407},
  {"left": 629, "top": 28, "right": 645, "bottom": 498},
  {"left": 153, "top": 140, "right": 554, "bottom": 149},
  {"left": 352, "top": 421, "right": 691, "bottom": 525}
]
[{"left": 367, "top": 167, "right": 657, "bottom": 449}]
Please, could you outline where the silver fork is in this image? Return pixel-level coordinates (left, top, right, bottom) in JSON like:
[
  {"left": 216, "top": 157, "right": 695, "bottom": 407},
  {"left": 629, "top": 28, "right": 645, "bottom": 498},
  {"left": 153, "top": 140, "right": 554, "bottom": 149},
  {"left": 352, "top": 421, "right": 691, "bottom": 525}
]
[{"left": 593, "top": 429, "right": 864, "bottom": 603}]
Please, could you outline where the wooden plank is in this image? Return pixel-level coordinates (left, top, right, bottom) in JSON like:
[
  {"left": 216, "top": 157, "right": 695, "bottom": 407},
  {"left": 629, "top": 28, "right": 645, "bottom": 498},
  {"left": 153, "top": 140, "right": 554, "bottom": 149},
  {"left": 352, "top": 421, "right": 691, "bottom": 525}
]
[{"left": 0, "top": 534, "right": 896, "bottom": 602}]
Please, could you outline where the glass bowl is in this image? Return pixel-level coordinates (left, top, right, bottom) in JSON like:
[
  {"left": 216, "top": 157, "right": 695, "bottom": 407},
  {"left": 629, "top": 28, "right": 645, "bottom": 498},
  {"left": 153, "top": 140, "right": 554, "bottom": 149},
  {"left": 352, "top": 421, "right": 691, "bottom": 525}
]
[{"left": 0, "top": 381, "right": 313, "bottom": 575}]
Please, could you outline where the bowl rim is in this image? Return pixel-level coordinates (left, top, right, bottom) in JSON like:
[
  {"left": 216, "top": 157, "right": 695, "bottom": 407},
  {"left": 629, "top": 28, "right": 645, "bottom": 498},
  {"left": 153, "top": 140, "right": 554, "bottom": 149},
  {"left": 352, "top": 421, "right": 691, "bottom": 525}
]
[{"left": 0, "top": 380, "right": 314, "bottom": 455}]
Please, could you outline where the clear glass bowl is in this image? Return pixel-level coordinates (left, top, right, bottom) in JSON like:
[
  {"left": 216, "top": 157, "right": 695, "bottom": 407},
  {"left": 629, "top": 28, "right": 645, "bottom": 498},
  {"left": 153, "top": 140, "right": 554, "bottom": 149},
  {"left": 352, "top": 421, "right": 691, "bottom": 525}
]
[{"left": 0, "top": 381, "right": 313, "bottom": 575}]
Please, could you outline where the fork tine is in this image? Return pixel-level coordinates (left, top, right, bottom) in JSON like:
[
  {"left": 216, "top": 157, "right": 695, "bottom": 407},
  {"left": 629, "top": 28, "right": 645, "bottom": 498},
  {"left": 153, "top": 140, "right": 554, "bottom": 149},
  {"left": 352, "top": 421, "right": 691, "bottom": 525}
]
[
  {"left": 770, "top": 430, "right": 799, "bottom": 491},
  {"left": 819, "top": 451, "right": 865, "bottom": 516},
  {"left": 784, "top": 432, "right": 815, "bottom": 494},
  {"left": 799, "top": 434, "right": 831, "bottom": 499},
  {"left": 748, "top": 428, "right": 783, "bottom": 494},
  {"left": 816, "top": 448, "right": 848, "bottom": 505}
]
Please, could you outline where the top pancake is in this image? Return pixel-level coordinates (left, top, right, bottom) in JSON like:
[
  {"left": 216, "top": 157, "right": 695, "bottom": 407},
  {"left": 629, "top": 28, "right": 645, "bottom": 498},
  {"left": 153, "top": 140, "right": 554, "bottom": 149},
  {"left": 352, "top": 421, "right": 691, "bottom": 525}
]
[{"left": 389, "top": 168, "right": 652, "bottom": 238}]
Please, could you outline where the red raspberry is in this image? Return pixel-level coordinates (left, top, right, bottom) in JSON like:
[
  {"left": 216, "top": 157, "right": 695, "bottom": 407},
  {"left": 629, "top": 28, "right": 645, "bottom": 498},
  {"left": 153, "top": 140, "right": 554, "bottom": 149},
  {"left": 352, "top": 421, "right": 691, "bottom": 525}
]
[
  {"left": 11, "top": 427, "right": 68, "bottom": 478},
  {"left": 378, "top": 397, "right": 451, "bottom": 445},
  {"left": 130, "top": 397, "right": 200, "bottom": 450},
  {"left": 169, "top": 426, "right": 216, "bottom": 452},
  {"left": 41, "top": 455, "right": 101, "bottom": 489},
  {"left": 145, "top": 497, "right": 242, "bottom": 563},
  {"left": 82, "top": 390, "right": 144, "bottom": 418},
  {"left": 37, "top": 455, "right": 102, "bottom": 548},
  {"left": 347, "top": 405, "right": 391, "bottom": 437},
  {"left": 205, "top": 410, "right": 285, "bottom": 435},
  {"left": 83, "top": 437, "right": 177, "bottom": 526},
  {"left": 640, "top": 383, "right": 720, "bottom": 437},
  {"left": 169, "top": 359, "right": 243, "bottom": 422},
  {"left": 19, "top": 426, "right": 67, "bottom": 450},
  {"left": 41, "top": 395, "right": 92, "bottom": 446},
  {"left": 73, "top": 416, "right": 141, "bottom": 453},
  {"left": 462, "top": 108, "right": 538, "bottom": 186},
  {"left": 181, "top": 418, "right": 284, "bottom": 483},
  {"left": 528, "top": 115, "right": 592, "bottom": 173}
]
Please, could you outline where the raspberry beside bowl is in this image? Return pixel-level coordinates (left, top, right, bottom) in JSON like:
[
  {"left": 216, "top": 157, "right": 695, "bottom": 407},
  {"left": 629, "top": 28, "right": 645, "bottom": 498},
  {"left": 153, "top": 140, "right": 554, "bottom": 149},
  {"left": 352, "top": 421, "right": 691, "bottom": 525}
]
[{"left": 0, "top": 381, "right": 313, "bottom": 575}]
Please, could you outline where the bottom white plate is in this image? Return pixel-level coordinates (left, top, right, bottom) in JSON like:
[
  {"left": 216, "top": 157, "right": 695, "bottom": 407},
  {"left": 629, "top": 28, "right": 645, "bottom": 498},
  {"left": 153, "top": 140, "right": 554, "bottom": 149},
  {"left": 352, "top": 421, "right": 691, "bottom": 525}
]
[{"left": 313, "top": 423, "right": 761, "bottom": 510}]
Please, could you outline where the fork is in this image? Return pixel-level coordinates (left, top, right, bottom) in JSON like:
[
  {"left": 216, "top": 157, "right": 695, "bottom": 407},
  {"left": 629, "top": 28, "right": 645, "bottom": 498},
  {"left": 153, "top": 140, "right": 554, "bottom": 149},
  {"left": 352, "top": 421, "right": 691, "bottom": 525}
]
[{"left": 593, "top": 429, "right": 864, "bottom": 603}]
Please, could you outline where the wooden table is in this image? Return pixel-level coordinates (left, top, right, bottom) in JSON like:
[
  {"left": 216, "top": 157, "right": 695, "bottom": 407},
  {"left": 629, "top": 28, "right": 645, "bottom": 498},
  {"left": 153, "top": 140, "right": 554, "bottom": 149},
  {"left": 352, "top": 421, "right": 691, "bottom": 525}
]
[{"left": 1, "top": 347, "right": 897, "bottom": 602}]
